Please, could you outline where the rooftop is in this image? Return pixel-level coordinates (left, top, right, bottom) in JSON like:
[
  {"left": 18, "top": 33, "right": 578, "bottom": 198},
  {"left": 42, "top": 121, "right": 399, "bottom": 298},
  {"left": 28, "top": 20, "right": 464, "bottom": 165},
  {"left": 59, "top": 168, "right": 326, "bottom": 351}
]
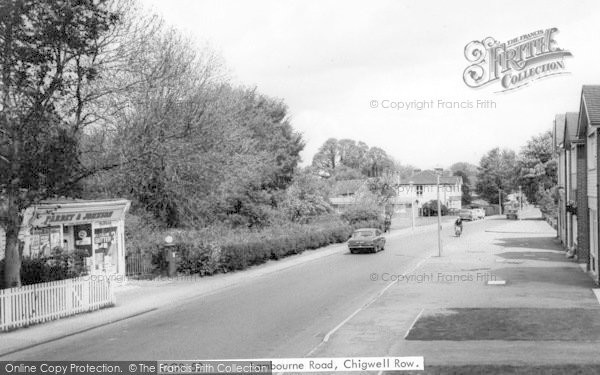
[
  {"left": 399, "top": 170, "right": 462, "bottom": 185},
  {"left": 582, "top": 85, "right": 600, "bottom": 127}
]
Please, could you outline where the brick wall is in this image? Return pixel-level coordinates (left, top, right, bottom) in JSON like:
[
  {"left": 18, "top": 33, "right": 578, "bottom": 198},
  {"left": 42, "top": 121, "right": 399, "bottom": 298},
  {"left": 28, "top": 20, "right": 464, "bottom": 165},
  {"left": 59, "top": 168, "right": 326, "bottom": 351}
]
[{"left": 577, "top": 143, "right": 589, "bottom": 265}]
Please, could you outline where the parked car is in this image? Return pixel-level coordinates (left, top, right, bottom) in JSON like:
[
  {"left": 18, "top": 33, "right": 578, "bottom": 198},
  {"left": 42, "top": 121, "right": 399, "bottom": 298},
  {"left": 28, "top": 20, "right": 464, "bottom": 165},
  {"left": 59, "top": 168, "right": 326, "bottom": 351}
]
[
  {"left": 348, "top": 228, "right": 385, "bottom": 254},
  {"left": 459, "top": 209, "right": 476, "bottom": 221},
  {"left": 473, "top": 208, "right": 485, "bottom": 219},
  {"left": 506, "top": 208, "right": 519, "bottom": 220}
]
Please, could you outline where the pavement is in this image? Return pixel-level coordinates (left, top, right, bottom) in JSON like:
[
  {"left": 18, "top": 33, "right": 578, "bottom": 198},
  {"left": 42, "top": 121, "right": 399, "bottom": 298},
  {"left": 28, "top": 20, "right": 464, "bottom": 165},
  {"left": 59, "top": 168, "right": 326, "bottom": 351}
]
[
  {"left": 311, "top": 207, "right": 600, "bottom": 370},
  {"left": 4, "top": 207, "right": 597, "bottom": 372},
  {"left": 0, "top": 214, "right": 457, "bottom": 358}
]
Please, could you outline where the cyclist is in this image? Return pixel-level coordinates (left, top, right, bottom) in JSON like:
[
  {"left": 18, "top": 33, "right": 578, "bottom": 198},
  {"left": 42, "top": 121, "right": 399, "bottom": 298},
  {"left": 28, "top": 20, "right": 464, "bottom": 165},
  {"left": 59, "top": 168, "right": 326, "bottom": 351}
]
[{"left": 454, "top": 217, "right": 463, "bottom": 236}]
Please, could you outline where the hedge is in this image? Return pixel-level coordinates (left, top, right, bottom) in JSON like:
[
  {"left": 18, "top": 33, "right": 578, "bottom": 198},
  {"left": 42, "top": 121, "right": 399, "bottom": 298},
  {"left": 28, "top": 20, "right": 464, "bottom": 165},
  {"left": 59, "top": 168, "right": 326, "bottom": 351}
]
[{"left": 128, "top": 217, "right": 383, "bottom": 277}]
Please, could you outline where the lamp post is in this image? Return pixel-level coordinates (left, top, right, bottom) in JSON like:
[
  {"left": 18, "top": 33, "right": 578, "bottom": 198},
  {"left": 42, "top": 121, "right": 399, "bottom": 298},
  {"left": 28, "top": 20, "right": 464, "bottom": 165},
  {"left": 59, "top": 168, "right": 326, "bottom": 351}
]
[
  {"left": 409, "top": 180, "right": 415, "bottom": 230},
  {"left": 519, "top": 185, "right": 523, "bottom": 210},
  {"left": 499, "top": 188, "right": 503, "bottom": 215},
  {"left": 436, "top": 173, "right": 442, "bottom": 257}
]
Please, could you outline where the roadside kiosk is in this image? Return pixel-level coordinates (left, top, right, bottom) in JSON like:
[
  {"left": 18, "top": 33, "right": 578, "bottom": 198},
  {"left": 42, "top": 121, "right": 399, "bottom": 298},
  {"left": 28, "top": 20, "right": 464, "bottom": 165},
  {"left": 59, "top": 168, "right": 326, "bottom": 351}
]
[{"left": 17, "top": 199, "right": 131, "bottom": 277}]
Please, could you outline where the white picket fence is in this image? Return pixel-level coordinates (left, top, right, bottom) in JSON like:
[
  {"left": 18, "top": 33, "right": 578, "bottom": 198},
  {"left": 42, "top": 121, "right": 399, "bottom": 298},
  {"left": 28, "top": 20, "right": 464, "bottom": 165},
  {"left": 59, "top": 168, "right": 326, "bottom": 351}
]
[{"left": 0, "top": 276, "right": 115, "bottom": 331}]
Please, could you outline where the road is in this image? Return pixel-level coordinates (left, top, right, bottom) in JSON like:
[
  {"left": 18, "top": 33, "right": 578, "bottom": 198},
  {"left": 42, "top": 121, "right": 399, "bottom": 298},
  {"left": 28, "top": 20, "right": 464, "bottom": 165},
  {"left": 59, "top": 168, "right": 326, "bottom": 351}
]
[{"left": 4, "top": 217, "right": 507, "bottom": 360}]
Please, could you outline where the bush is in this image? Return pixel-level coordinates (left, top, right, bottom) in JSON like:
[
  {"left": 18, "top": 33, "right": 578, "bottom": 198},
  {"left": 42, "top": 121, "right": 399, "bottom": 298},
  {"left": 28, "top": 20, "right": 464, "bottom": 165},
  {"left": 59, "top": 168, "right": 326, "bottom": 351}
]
[
  {"left": 422, "top": 200, "right": 448, "bottom": 216},
  {"left": 124, "top": 214, "right": 359, "bottom": 278},
  {"left": 341, "top": 206, "right": 381, "bottom": 224},
  {"left": 18, "top": 247, "right": 88, "bottom": 286}
]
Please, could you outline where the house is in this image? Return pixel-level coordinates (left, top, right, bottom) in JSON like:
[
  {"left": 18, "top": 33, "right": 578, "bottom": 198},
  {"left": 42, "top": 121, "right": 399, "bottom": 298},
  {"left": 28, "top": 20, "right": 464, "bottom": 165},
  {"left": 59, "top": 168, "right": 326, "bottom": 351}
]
[
  {"left": 0, "top": 198, "right": 131, "bottom": 277},
  {"left": 577, "top": 85, "right": 600, "bottom": 283},
  {"left": 554, "top": 112, "right": 582, "bottom": 257},
  {"left": 328, "top": 179, "right": 370, "bottom": 212},
  {"left": 328, "top": 178, "right": 412, "bottom": 216},
  {"left": 564, "top": 112, "right": 581, "bottom": 258},
  {"left": 554, "top": 113, "right": 567, "bottom": 247},
  {"left": 396, "top": 170, "right": 463, "bottom": 213}
]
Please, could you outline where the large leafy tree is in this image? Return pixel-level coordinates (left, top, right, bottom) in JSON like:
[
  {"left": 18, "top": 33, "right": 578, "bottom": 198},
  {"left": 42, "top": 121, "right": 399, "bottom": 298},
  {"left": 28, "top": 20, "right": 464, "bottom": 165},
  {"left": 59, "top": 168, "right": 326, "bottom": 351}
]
[
  {"left": 312, "top": 138, "right": 339, "bottom": 170},
  {"left": 475, "top": 148, "right": 517, "bottom": 205},
  {"left": 453, "top": 170, "right": 472, "bottom": 206},
  {"left": 311, "top": 138, "right": 397, "bottom": 179},
  {"left": 0, "top": 0, "right": 120, "bottom": 287},
  {"left": 450, "top": 162, "right": 478, "bottom": 189},
  {"left": 516, "top": 131, "right": 557, "bottom": 204}
]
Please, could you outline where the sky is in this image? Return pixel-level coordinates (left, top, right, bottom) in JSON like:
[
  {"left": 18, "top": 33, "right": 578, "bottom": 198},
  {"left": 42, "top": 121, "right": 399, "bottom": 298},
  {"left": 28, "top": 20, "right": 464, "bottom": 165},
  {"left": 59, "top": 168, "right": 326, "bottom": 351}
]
[{"left": 144, "top": 0, "right": 600, "bottom": 169}]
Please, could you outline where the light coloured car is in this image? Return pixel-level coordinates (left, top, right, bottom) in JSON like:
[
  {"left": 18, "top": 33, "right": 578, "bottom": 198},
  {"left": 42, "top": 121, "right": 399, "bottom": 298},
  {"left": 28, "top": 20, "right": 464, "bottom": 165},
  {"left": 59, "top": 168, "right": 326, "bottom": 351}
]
[
  {"left": 506, "top": 208, "right": 519, "bottom": 220},
  {"left": 348, "top": 228, "right": 386, "bottom": 254},
  {"left": 474, "top": 208, "right": 485, "bottom": 219},
  {"left": 459, "top": 209, "right": 475, "bottom": 221}
]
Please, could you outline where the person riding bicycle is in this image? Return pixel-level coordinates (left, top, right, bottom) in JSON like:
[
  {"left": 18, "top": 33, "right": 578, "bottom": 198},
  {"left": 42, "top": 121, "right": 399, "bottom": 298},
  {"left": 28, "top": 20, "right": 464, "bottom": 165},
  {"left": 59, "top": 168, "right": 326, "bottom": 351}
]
[{"left": 454, "top": 217, "right": 463, "bottom": 233}]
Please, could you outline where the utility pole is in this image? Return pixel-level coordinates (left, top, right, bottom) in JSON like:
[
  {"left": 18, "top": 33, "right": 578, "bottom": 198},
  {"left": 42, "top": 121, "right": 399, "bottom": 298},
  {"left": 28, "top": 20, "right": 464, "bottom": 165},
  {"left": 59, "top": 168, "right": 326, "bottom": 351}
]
[
  {"left": 519, "top": 185, "right": 523, "bottom": 210},
  {"left": 499, "top": 188, "right": 503, "bottom": 215},
  {"left": 436, "top": 173, "right": 442, "bottom": 257},
  {"left": 410, "top": 181, "right": 415, "bottom": 230}
]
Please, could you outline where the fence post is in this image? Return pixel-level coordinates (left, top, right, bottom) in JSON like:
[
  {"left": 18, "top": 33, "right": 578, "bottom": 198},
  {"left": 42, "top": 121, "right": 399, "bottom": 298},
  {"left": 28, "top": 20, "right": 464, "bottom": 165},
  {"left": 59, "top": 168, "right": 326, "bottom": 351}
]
[
  {"left": 82, "top": 277, "right": 90, "bottom": 311},
  {"left": 66, "top": 278, "right": 73, "bottom": 313}
]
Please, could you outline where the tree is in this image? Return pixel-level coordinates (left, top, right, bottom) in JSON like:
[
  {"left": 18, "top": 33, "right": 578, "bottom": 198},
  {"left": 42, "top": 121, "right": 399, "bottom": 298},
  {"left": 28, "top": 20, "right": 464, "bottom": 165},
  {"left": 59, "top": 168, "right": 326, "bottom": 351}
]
[
  {"left": 280, "top": 169, "right": 332, "bottom": 223},
  {"left": 362, "top": 147, "right": 394, "bottom": 177},
  {"left": 453, "top": 170, "right": 472, "bottom": 206},
  {"left": 475, "top": 148, "right": 517, "bottom": 204},
  {"left": 516, "top": 131, "right": 556, "bottom": 204},
  {"left": 450, "top": 162, "right": 478, "bottom": 189},
  {"left": 0, "top": 0, "right": 120, "bottom": 287},
  {"left": 312, "top": 138, "right": 339, "bottom": 170}
]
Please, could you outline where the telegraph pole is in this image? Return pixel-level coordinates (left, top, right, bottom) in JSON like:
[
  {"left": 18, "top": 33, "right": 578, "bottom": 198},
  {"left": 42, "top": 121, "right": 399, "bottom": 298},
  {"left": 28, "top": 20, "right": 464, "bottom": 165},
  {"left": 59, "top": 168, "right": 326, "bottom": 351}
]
[
  {"left": 436, "top": 173, "right": 442, "bottom": 257},
  {"left": 519, "top": 185, "right": 523, "bottom": 210},
  {"left": 410, "top": 181, "right": 415, "bottom": 230},
  {"left": 499, "top": 188, "right": 503, "bottom": 215}
]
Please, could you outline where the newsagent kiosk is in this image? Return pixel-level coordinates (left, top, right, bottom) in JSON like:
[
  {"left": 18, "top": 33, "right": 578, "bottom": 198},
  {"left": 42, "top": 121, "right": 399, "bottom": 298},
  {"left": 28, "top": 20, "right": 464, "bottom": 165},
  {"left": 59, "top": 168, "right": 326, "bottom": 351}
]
[{"left": 20, "top": 199, "right": 131, "bottom": 277}]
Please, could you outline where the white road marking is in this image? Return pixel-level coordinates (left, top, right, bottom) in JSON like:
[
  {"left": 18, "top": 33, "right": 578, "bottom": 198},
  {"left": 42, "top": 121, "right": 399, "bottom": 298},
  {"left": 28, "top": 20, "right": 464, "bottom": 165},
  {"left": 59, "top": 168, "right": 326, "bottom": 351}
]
[
  {"left": 593, "top": 289, "right": 600, "bottom": 305},
  {"left": 305, "top": 254, "right": 432, "bottom": 357},
  {"left": 403, "top": 308, "right": 425, "bottom": 339}
]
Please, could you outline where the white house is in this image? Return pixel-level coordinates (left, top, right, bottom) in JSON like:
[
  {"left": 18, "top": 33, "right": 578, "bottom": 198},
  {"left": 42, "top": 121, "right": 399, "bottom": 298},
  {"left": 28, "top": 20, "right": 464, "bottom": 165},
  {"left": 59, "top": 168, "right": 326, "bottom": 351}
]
[{"left": 396, "top": 170, "right": 463, "bottom": 212}]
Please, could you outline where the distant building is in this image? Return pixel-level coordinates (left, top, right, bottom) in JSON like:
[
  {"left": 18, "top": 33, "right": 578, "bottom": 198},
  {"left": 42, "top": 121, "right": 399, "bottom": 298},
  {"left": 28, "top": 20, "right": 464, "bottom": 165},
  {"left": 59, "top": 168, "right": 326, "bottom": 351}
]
[{"left": 396, "top": 170, "right": 463, "bottom": 212}]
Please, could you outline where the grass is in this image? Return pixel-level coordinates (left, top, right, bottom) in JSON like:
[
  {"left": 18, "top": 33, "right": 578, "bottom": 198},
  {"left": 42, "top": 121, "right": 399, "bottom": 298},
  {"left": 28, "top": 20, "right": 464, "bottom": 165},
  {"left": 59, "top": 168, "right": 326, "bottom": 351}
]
[{"left": 405, "top": 308, "right": 600, "bottom": 341}]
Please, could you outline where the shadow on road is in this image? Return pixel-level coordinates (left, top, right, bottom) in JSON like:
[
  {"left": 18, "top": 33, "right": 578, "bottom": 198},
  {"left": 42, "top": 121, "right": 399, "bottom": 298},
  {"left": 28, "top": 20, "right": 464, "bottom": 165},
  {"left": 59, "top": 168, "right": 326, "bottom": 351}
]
[
  {"left": 491, "top": 266, "right": 596, "bottom": 288},
  {"left": 493, "top": 237, "right": 563, "bottom": 252}
]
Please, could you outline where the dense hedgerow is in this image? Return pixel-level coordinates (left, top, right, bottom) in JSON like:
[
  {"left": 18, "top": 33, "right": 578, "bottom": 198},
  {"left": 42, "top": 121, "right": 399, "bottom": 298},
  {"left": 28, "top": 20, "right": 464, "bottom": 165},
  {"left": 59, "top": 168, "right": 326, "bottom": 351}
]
[{"left": 125, "top": 214, "right": 384, "bottom": 277}]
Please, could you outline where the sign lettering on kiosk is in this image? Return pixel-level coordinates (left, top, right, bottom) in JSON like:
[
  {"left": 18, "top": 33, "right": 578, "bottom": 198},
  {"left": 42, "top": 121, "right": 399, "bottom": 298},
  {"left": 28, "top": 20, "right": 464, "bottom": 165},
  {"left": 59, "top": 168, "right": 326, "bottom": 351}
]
[{"left": 40, "top": 210, "right": 115, "bottom": 225}]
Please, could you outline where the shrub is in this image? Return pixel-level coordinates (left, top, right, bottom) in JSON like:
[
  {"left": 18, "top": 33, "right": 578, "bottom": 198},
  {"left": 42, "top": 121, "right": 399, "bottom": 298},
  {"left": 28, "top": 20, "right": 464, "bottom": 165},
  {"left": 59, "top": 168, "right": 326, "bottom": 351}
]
[
  {"left": 125, "top": 214, "right": 358, "bottom": 278},
  {"left": 341, "top": 206, "right": 381, "bottom": 224},
  {"left": 422, "top": 200, "right": 448, "bottom": 216},
  {"left": 18, "top": 247, "right": 88, "bottom": 286}
]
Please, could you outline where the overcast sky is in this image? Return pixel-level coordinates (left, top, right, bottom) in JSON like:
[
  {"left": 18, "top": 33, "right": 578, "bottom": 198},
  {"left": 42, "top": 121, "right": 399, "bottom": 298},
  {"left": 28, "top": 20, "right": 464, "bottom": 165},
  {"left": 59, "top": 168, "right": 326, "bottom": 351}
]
[{"left": 145, "top": 0, "right": 600, "bottom": 169}]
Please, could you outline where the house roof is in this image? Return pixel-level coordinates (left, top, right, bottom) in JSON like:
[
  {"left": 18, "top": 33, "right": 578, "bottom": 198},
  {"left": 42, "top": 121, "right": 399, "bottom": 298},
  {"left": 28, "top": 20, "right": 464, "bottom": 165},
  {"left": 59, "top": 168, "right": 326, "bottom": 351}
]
[
  {"left": 330, "top": 179, "right": 366, "bottom": 196},
  {"left": 582, "top": 85, "right": 600, "bottom": 127},
  {"left": 399, "top": 170, "right": 462, "bottom": 185},
  {"left": 554, "top": 113, "right": 566, "bottom": 150},
  {"left": 470, "top": 199, "right": 491, "bottom": 207},
  {"left": 565, "top": 112, "right": 580, "bottom": 146}
]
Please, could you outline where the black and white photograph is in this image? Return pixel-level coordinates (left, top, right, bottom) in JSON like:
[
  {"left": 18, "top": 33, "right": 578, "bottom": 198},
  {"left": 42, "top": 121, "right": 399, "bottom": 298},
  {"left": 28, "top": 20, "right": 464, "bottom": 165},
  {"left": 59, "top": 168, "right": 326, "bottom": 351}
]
[{"left": 1, "top": 0, "right": 600, "bottom": 374}]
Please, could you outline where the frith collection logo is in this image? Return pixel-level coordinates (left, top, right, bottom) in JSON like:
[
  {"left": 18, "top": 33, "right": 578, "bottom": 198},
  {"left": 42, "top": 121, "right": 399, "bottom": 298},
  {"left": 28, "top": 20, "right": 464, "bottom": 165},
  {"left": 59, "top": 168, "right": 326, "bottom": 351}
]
[{"left": 463, "top": 28, "right": 572, "bottom": 92}]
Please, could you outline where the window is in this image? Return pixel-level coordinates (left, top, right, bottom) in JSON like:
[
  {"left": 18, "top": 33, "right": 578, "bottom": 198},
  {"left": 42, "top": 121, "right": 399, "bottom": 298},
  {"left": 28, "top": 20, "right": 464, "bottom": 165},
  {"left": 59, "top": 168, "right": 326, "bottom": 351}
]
[
  {"left": 416, "top": 185, "right": 423, "bottom": 197},
  {"left": 588, "top": 131, "right": 597, "bottom": 171}
]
